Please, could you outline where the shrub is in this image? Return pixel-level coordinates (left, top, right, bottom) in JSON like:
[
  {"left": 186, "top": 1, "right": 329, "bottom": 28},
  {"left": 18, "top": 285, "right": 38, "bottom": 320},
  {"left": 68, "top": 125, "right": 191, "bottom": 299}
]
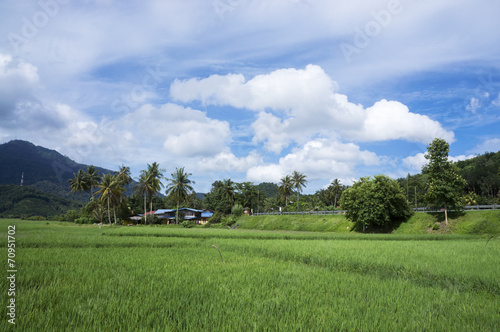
[
  {"left": 28, "top": 216, "right": 47, "bottom": 221},
  {"left": 209, "top": 211, "right": 223, "bottom": 224},
  {"left": 74, "top": 217, "right": 94, "bottom": 224},
  {"left": 64, "top": 210, "right": 80, "bottom": 222},
  {"left": 181, "top": 220, "right": 194, "bottom": 228},
  {"left": 140, "top": 215, "right": 162, "bottom": 225},
  {"left": 232, "top": 204, "right": 243, "bottom": 217}
]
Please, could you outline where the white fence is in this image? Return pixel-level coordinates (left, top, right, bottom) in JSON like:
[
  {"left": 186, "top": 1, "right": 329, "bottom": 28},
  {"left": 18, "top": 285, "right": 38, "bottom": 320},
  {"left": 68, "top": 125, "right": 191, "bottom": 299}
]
[{"left": 252, "top": 205, "right": 498, "bottom": 216}]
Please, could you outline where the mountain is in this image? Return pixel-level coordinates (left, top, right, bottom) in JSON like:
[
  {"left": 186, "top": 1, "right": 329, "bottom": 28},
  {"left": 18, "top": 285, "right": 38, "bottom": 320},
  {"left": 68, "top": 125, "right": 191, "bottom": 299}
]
[{"left": 0, "top": 140, "right": 117, "bottom": 200}]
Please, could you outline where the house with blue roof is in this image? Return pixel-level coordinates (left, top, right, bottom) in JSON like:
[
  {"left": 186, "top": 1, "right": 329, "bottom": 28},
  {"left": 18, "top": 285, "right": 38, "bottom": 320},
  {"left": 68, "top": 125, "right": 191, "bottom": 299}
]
[{"left": 154, "top": 208, "right": 213, "bottom": 225}]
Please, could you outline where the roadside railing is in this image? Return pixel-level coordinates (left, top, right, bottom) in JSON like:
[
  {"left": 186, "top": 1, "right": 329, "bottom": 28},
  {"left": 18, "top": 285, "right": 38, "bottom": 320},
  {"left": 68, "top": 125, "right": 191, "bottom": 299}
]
[{"left": 252, "top": 205, "right": 498, "bottom": 216}]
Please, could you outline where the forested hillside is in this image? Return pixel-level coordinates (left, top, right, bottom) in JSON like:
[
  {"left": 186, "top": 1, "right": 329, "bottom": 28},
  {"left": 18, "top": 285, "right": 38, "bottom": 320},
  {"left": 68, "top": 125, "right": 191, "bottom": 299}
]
[
  {"left": 0, "top": 185, "right": 80, "bottom": 218},
  {"left": 397, "top": 151, "right": 500, "bottom": 206},
  {"left": 0, "top": 140, "right": 115, "bottom": 200},
  {"left": 456, "top": 151, "right": 500, "bottom": 199}
]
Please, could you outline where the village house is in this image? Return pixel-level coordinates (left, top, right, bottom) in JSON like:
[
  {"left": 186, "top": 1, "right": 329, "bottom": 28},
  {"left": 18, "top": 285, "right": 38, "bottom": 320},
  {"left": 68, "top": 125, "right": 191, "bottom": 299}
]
[{"left": 154, "top": 208, "right": 213, "bottom": 225}]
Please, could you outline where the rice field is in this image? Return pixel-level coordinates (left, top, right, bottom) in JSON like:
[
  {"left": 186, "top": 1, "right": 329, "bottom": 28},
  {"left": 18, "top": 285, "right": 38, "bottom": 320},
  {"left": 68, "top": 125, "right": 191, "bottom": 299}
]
[{"left": 1, "top": 219, "right": 499, "bottom": 331}]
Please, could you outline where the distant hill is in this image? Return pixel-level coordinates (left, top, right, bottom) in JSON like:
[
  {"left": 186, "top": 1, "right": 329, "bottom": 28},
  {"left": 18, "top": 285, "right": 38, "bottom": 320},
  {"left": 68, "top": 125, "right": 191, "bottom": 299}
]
[
  {"left": 0, "top": 140, "right": 118, "bottom": 200},
  {"left": 0, "top": 184, "right": 80, "bottom": 218}
]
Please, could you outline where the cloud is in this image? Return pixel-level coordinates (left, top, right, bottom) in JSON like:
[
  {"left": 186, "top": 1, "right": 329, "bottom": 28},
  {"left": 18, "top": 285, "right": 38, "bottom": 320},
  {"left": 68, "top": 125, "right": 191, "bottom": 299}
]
[
  {"left": 471, "top": 138, "right": 500, "bottom": 154},
  {"left": 402, "top": 153, "right": 427, "bottom": 173},
  {"left": 492, "top": 94, "right": 500, "bottom": 107},
  {"left": 246, "top": 138, "right": 383, "bottom": 183},
  {"left": 466, "top": 97, "right": 480, "bottom": 114},
  {"left": 345, "top": 99, "right": 456, "bottom": 143},
  {"left": 0, "top": 54, "right": 39, "bottom": 122},
  {"left": 403, "top": 151, "right": 474, "bottom": 173},
  {"left": 93, "top": 103, "right": 232, "bottom": 162},
  {"left": 197, "top": 150, "right": 262, "bottom": 173},
  {"left": 449, "top": 154, "right": 475, "bottom": 163},
  {"left": 171, "top": 65, "right": 454, "bottom": 152}
]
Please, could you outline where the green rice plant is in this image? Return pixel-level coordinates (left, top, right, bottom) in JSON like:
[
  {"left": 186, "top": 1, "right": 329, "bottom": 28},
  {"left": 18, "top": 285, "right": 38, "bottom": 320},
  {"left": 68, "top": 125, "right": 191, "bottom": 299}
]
[{"left": 0, "top": 219, "right": 499, "bottom": 331}]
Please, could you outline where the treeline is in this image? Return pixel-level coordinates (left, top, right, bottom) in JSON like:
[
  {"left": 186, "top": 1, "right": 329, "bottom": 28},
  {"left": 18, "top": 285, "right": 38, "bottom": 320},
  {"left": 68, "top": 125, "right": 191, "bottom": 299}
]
[
  {"left": 4, "top": 147, "right": 499, "bottom": 224},
  {"left": 397, "top": 151, "right": 500, "bottom": 206}
]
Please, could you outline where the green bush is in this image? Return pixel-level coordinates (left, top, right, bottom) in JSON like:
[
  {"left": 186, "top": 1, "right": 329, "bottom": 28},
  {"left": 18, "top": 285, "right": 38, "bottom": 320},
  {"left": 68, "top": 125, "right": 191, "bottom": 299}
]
[
  {"left": 209, "top": 211, "right": 223, "bottom": 224},
  {"left": 74, "top": 217, "right": 94, "bottom": 224},
  {"left": 232, "top": 203, "right": 243, "bottom": 217},
  {"left": 181, "top": 220, "right": 194, "bottom": 228},
  {"left": 140, "top": 215, "right": 162, "bottom": 225},
  {"left": 64, "top": 210, "right": 80, "bottom": 222},
  {"left": 28, "top": 215, "right": 47, "bottom": 221}
]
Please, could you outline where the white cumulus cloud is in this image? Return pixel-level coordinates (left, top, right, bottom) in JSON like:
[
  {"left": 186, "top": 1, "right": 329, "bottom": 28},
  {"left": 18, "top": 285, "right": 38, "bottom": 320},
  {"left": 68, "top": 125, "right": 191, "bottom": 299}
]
[
  {"left": 170, "top": 65, "right": 454, "bottom": 153},
  {"left": 246, "top": 138, "right": 383, "bottom": 183}
]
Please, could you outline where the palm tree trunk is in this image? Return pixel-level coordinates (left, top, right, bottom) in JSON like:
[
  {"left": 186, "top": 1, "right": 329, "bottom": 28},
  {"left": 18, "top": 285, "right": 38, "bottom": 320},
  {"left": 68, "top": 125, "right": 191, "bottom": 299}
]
[
  {"left": 113, "top": 205, "right": 117, "bottom": 224},
  {"left": 150, "top": 199, "right": 153, "bottom": 222},
  {"left": 144, "top": 193, "right": 147, "bottom": 225},
  {"left": 176, "top": 201, "right": 179, "bottom": 224},
  {"left": 297, "top": 192, "right": 299, "bottom": 211},
  {"left": 230, "top": 196, "right": 233, "bottom": 221},
  {"left": 107, "top": 198, "right": 111, "bottom": 226}
]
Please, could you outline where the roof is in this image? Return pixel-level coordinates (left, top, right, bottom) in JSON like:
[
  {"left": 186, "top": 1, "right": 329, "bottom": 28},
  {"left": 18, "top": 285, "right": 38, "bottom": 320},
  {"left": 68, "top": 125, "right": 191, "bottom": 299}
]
[
  {"left": 155, "top": 209, "right": 176, "bottom": 215},
  {"left": 154, "top": 208, "right": 214, "bottom": 219}
]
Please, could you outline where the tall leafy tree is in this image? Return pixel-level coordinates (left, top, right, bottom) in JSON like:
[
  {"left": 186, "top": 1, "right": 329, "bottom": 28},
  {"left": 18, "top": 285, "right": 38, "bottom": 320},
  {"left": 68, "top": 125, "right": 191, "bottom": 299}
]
[
  {"left": 291, "top": 171, "right": 307, "bottom": 211},
  {"left": 340, "top": 175, "right": 412, "bottom": 232},
  {"left": 95, "top": 173, "right": 124, "bottom": 225},
  {"left": 423, "top": 138, "right": 467, "bottom": 225},
  {"left": 202, "top": 180, "right": 232, "bottom": 214},
  {"left": 235, "top": 182, "right": 258, "bottom": 211},
  {"left": 221, "top": 179, "right": 235, "bottom": 220},
  {"left": 278, "top": 175, "right": 294, "bottom": 207},
  {"left": 165, "top": 167, "right": 194, "bottom": 224}
]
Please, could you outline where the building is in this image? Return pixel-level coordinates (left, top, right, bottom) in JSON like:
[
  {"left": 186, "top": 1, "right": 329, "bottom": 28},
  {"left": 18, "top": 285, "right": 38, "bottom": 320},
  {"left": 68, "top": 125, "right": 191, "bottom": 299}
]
[{"left": 154, "top": 208, "right": 213, "bottom": 225}]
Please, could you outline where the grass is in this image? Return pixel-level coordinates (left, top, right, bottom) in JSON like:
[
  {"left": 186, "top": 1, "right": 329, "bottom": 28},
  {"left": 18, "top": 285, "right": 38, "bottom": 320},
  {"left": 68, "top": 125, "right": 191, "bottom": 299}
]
[
  {"left": 239, "top": 210, "right": 500, "bottom": 235},
  {"left": 1, "top": 219, "right": 499, "bottom": 330},
  {"left": 236, "top": 213, "right": 353, "bottom": 232}
]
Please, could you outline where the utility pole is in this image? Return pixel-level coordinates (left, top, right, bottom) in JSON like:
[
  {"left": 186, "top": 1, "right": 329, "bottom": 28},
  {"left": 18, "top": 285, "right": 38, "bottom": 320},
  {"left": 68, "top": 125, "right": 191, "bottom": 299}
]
[
  {"left": 415, "top": 186, "right": 417, "bottom": 208},
  {"left": 406, "top": 173, "right": 409, "bottom": 203}
]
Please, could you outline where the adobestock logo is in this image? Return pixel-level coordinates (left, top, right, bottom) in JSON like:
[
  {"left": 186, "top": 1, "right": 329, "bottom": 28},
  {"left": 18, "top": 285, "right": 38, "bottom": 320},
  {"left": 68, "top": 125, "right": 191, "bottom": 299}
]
[
  {"left": 111, "top": 60, "right": 170, "bottom": 114},
  {"left": 339, "top": 0, "right": 404, "bottom": 64},
  {"left": 7, "top": 0, "right": 71, "bottom": 54}
]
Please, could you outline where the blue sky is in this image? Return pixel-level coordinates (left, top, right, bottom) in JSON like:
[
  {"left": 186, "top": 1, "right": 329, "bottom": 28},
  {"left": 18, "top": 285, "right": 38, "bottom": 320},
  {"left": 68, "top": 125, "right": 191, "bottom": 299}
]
[{"left": 1, "top": 0, "right": 499, "bottom": 194}]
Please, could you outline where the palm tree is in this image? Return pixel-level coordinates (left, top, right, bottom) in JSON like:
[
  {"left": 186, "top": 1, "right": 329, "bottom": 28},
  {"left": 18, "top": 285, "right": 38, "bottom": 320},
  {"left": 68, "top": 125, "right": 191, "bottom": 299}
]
[
  {"left": 278, "top": 175, "right": 294, "bottom": 207},
  {"left": 146, "top": 162, "right": 165, "bottom": 217},
  {"left": 95, "top": 173, "right": 124, "bottom": 225},
  {"left": 116, "top": 165, "right": 132, "bottom": 187},
  {"left": 68, "top": 169, "right": 89, "bottom": 203},
  {"left": 328, "top": 179, "right": 342, "bottom": 207},
  {"left": 85, "top": 165, "right": 100, "bottom": 198},
  {"left": 134, "top": 170, "right": 154, "bottom": 224},
  {"left": 292, "top": 171, "right": 307, "bottom": 211},
  {"left": 221, "top": 179, "right": 235, "bottom": 221},
  {"left": 165, "top": 167, "right": 194, "bottom": 224}
]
